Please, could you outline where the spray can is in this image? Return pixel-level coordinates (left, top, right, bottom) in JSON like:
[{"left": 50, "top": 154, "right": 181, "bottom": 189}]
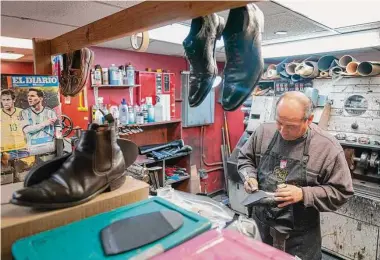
[
  {"left": 94, "top": 65, "right": 102, "bottom": 85},
  {"left": 102, "top": 68, "right": 109, "bottom": 85}
]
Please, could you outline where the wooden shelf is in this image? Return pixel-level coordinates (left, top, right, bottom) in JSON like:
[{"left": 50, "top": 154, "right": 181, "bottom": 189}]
[
  {"left": 120, "top": 119, "right": 181, "bottom": 128},
  {"left": 91, "top": 84, "right": 141, "bottom": 88},
  {"left": 166, "top": 175, "right": 190, "bottom": 185}
]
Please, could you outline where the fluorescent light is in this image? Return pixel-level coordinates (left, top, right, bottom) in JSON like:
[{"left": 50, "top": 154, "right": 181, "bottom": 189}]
[
  {"left": 275, "top": 31, "right": 287, "bottom": 35},
  {"left": 262, "top": 30, "right": 380, "bottom": 58},
  {"left": 0, "top": 36, "right": 33, "bottom": 49},
  {"left": 0, "top": 53, "right": 25, "bottom": 60},
  {"left": 148, "top": 23, "right": 224, "bottom": 48},
  {"left": 275, "top": 0, "right": 380, "bottom": 28}
]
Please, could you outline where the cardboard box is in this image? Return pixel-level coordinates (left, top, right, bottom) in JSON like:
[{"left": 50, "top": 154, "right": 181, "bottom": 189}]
[{"left": 1, "top": 177, "right": 149, "bottom": 259}]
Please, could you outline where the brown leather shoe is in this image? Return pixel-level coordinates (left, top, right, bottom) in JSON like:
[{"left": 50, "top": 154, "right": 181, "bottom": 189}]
[{"left": 60, "top": 48, "right": 94, "bottom": 97}]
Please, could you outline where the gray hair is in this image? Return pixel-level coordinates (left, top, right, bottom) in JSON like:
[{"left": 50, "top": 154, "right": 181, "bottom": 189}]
[{"left": 276, "top": 92, "right": 314, "bottom": 120}]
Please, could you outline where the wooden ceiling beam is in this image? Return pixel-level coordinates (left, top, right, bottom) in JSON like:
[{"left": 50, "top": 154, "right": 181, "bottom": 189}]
[{"left": 49, "top": 1, "right": 256, "bottom": 55}]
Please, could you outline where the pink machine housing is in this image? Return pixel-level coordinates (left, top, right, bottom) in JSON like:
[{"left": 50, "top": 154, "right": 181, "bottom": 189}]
[{"left": 153, "top": 229, "right": 295, "bottom": 260}]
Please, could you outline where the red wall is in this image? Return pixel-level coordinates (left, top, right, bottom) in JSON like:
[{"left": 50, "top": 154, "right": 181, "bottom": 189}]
[
  {"left": 3, "top": 49, "right": 244, "bottom": 194},
  {"left": 1, "top": 61, "right": 34, "bottom": 74}
]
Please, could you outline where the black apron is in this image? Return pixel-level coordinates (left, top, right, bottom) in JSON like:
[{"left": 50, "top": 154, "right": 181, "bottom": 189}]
[{"left": 252, "top": 130, "right": 322, "bottom": 260}]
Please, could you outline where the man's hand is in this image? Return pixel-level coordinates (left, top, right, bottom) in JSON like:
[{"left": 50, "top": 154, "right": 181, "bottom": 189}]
[
  {"left": 244, "top": 177, "right": 258, "bottom": 193},
  {"left": 274, "top": 184, "right": 303, "bottom": 208}
]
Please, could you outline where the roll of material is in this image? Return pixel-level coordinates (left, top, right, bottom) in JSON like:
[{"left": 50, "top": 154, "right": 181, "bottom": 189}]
[
  {"left": 276, "top": 58, "right": 291, "bottom": 73},
  {"left": 285, "top": 62, "right": 299, "bottom": 75},
  {"left": 319, "top": 71, "right": 329, "bottom": 78},
  {"left": 329, "top": 66, "right": 343, "bottom": 77},
  {"left": 276, "top": 58, "right": 291, "bottom": 79},
  {"left": 338, "top": 55, "right": 356, "bottom": 68},
  {"left": 345, "top": 61, "right": 360, "bottom": 75},
  {"left": 266, "top": 64, "right": 279, "bottom": 79},
  {"left": 295, "top": 61, "right": 319, "bottom": 78},
  {"left": 318, "top": 55, "right": 338, "bottom": 72},
  {"left": 295, "top": 62, "right": 313, "bottom": 76},
  {"left": 357, "top": 61, "right": 380, "bottom": 76},
  {"left": 291, "top": 74, "right": 302, "bottom": 82}
]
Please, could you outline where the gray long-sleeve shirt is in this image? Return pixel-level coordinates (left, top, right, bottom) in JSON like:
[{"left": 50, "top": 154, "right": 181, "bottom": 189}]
[{"left": 238, "top": 122, "right": 354, "bottom": 212}]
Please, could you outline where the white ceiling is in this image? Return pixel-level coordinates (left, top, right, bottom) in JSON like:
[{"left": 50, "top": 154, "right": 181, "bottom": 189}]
[{"left": 1, "top": 1, "right": 380, "bottom": 62}]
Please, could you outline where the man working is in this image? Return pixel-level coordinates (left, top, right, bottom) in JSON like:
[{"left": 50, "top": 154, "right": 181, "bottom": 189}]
[
  {"left": 238, "top": 91, "right": 353, "bottom": 259},
  {"left": 1, "top": 89, "right": 27, "bottom": 152},
  {"left": 21, "top": 88, "right": 58, "bottom": 155}
]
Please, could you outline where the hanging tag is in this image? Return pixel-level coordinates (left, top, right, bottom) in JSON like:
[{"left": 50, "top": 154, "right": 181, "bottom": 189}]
[{"left": 280, "top": 160, "right": 287, "bottom": 169}]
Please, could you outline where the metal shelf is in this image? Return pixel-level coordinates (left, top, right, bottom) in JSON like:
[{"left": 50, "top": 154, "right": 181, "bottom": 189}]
[
  {"left": 136, "top": 151, "right": 191, "bottom": 165},
  {"left": 120, "top": 119, "right": 181, "bottom": 128},
  {"left": 91, "top": 84, "right": 140, "bottom": 88},
  {"left": 166, "top": 175, "right": 190, "bottom": 185}
]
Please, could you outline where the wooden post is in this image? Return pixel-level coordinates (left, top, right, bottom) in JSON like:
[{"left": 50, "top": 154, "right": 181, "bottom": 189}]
[{"left": 32, "top": 38, "right": 52, "bottom": 75}]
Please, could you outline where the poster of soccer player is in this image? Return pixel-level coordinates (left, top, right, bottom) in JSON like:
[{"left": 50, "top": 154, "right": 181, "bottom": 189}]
[{"left": 1, "top": 75, "right": 62, "bottom": 157}]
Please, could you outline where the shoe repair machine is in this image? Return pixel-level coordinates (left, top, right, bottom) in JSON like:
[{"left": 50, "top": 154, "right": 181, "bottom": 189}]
[{"left": 227, "top": 77, "right": 380, "bottom": 260}]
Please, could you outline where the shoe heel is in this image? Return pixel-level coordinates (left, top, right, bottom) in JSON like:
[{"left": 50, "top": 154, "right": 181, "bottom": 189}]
[{"left": 108, "top": 175, "right": 126, "bottom": 191}]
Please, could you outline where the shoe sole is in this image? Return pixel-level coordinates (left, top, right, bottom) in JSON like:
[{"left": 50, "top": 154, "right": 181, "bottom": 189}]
[{"left": 10, "top": 174, "right": 126, "bottom": 210}]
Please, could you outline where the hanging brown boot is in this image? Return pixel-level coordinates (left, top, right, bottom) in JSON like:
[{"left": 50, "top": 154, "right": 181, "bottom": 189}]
[
  {"left": 10, "top": 123, "right": 130, "bottom": 209},
  {"left": 60, "top": 48, "right": 94, "bottom": 97}
]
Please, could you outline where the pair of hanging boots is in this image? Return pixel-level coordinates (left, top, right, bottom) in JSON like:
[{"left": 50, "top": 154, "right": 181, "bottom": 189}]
[
  {"left": 183, "top": 3, "right": 264, "bottom": 111},
  {"left": 10, "top": 122, "right": 138, "bottom": 209}
]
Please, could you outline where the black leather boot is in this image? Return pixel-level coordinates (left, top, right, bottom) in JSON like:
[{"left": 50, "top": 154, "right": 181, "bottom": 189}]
[
  {"left": 183, "top": 14, "right": 225, "bottom": 107},
  {"left": 11, "top": 124, "right": 129, "bottom": 209},
  {"left": 221, "top": 4, "right": 264, "bottom": 111},
  {"left": 23, "top": 139, "right": 138, "bottom": 187}
]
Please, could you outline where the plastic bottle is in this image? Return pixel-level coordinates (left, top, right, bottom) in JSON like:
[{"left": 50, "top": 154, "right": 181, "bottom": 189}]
[
  {"left": 133, "top": 104, "right": 140, "bottom": 121},
  {"left": 102, "top": 68, "right": 109, "bottom": 85},
  {"left": 140, "top": 102, "right": 148, "bottom": 123},
  {"left": 154, "top": 96, "right": 164, "bottom": 122},
  {"left": 119, "top": 98, "right": 129, "bottom": 125},
  {"left": 147, "top": 98, "right": 155, "bottom": 123},
  {"left": 128, "top": 105, "right": 135, "bottom": 124},
  {"left": 109, "top": 105, "right": 120, "bottom": 124},
  {"left": 94, "top": 65, "right": 102, "bottom": 85},
  {"left": 119, "top": 66, "right": 125, "bottom": 86},
  {"left": 109, "top": 64, "right": 119, "bottom": 85},
  {"left": 136, "top": 112, "right": 144, "bottom": 124},
  {"left": 94, "top": 97, "right": 105, "bottom": 124},
  {"left": 94, "top": 109, "right": 104, "bottom": 124},
  {"left": 126, "top": 63, "right": 135, "bottom": 86}
]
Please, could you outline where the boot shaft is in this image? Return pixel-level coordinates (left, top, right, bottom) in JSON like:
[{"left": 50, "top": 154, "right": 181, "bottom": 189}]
[{"left": 75, "top": 124, "right": 123, "bottom": 174}]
